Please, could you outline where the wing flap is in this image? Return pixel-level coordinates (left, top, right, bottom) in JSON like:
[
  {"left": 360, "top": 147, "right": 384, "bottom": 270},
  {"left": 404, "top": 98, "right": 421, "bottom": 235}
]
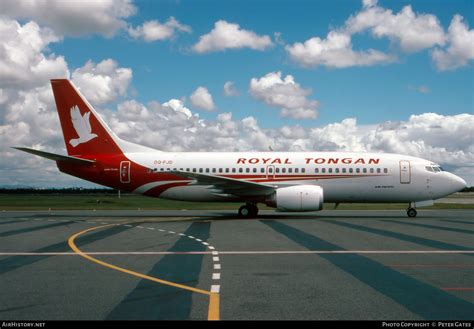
[{"left": 13, "top": 147, "right": 95, "bottom": 164}]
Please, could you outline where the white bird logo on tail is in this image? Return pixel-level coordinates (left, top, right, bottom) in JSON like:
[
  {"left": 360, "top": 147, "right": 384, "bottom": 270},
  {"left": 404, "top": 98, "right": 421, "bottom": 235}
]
[{"left": 69, "top": 106, "right": 98, "bottom": 147}]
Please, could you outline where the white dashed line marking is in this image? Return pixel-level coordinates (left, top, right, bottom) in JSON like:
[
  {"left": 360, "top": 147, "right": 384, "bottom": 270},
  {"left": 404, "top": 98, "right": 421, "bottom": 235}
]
[{"left": 8, "top": 218, "right": 223, "bottom": 297}]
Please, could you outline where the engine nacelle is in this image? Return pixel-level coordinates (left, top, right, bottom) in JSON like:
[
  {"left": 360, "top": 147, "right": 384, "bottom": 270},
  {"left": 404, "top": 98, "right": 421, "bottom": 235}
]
[{"left": 266, "top": 185, "right": 324, "bottom": 212}]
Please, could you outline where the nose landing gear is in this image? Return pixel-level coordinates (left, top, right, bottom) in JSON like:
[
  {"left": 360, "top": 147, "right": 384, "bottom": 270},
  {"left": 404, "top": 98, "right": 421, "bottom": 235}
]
[
  {"left": 406, "top": 207, "right": 417, "bottom": 218},
  {"left": 238, "top": 203, "right": 259, "bottom": 218}
]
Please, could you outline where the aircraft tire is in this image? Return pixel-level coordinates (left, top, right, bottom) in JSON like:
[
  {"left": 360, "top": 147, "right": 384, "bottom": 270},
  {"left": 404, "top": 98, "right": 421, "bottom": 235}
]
[
  {"left": 407, "top": 208, "right": 417, "bottom": 218},
  {"left": 238, "top": 204, "right": 258, "bottom": 218}
]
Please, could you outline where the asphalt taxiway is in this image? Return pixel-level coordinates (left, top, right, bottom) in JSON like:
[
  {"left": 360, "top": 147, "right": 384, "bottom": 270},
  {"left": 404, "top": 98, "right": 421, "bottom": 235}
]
[{"left": 0, "top": 209, "right": 473, "bottom": 320}]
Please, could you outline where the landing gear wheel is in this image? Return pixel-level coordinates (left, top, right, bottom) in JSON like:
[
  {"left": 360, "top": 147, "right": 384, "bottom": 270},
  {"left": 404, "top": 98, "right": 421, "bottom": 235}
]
[
  {"left": 249, "top": 204, "right": 259, "bottom": 217},
  {"left": 407, "top": 208, "right": 417, "bottom": 218},
  {"left": 238, "top": 205, "right": 250, "bottom": 218},
  {"left": 238, "top": 204, "right": 259, "bottom": 218}
]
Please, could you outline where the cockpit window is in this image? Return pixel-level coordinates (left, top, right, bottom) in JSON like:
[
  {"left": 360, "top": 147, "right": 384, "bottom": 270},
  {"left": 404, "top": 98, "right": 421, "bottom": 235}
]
[{"left": 427, "top": 164, "right": 444, "bottom": 173}]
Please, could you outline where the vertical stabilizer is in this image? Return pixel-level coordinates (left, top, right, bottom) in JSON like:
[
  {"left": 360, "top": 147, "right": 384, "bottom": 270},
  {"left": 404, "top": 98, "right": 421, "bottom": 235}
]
[{"left": 51, "top": 79, "right": 123, "bottom": 156}]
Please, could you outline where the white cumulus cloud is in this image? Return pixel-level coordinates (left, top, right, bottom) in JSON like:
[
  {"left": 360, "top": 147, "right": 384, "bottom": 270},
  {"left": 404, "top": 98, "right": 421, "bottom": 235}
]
[
  {"left": 345, "top": 4, "right": 446, "bottom": 52},
  {"left": 128, "top": 17, "right": 191, "bottom": 42},
  {"left": 193, "top": 20, "right": 273, "bottom": 53},
  {"left": 286, "top": 31, "right": 395, "bottom": 68},
  {"left": 223, "top": 81, "right": 239, "bottom": 97},
  {"left": 190, "top": 87, "right": 216, "bottom": 111},
  {"left": 71, "top": 59, "right": 133, "bottom": 105},
  {"left": 0, "top": 0, "right": 136, "bottom": 37},
  {"left": 0, "top": 17, "right": 68, "bottom": 89},
  {"left": 249, "top": 71, "right": 319, "bottom": 119},
  {"left": 431, "top": 15, "right": 474, "bottom": 71}
]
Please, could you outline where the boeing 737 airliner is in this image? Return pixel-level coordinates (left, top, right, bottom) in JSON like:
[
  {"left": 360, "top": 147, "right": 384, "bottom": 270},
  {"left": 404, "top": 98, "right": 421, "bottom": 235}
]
[{"left": 15, "top": 79, "right": 467, "bottom": 217}]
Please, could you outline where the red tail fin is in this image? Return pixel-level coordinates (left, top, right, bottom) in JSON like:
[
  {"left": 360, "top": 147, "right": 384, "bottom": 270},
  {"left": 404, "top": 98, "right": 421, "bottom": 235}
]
[{"left": 51, "top": 79, "right": 123, "bottom": 156}]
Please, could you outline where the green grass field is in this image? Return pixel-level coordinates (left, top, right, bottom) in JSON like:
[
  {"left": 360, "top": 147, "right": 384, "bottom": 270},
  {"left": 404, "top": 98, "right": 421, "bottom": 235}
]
[{"left": 0, "top": 193, "right": 472, "bottom": 211}]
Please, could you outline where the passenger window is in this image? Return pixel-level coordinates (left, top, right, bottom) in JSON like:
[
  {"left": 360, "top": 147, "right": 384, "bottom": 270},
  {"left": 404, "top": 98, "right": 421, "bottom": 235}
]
[
  {"left": 384, "top": 168, "right": 388, "bottom": 173},
  {"left": 219, "top": 168, "right": 223, "bottom": 173},
  {"left": 253, "top": 168, "right": 257, "bottom": 173},
  {"left": 322, "top": 168, "right": 326, "bottom": 173},
  {"left": 377, "top": 168, "right": 381, "bottom": 174},
  {"left": 212, "top": 168, "right": 216, "bottom": 173},
  {"left": 315, "top": 168, "right": 319, "bottom": 173},
  {"left": 282, "top": 168, "right": 286, "bottom": 173},
  {"left": 295, "top": 168, "right": 299, "bottom": 173},
  {"left": 276, "top": 168, "right": 280, "bottom": 173},
  {"left": 301, "top": 168, "right": 305, "bottom": 173},
  {"left": 268, "top": 167, "right": 274, "bottom": 173},
  {"left": 239, "top": 168, "right": 243, "bottom": 173},
  {"left": 225, "top": 168, "right": 230, "bottom": 173},
  {"left": 199, "top": 168, "right": 203, "bottom": 173},
  {"left": 205, "top": 168, "right": 210, "bottom": 173},
  {"left": 246, "top": 168, "right": 250, "bottom": 173},
  {"left": 335, "top": 168, "right": 339, "bottom": 173},
  {"left": 342, "top": 168, "right": 346, "bottom": 173},
  {"left": 356, "top": 168, "right": 360, "bottom": 173},
  {"left": 328, "top": 168, "right": 332, "bottom": 173},
  {"left": 370, "top": 168, "right": 374, "bottom": 173},
  {"left": 186, "top": 168, "right": 190, "bottom": 172},
  {"left": 288, "top": 168, "right": 293, "bottom": 173},
  {"left": 192, "top": 168, "right": 196, "bottom": 173},
  {"left": 260, "top": 168, "right": 264, "bottom": 173},
  {"left": 363, "top": 168, "right": 367, "bottom": 173},
  {"left": 349, "top": 168, "right": 353, "bottom": 173},
  {"left": 232, "top": 168, "right": 236, "bottom": 173}
]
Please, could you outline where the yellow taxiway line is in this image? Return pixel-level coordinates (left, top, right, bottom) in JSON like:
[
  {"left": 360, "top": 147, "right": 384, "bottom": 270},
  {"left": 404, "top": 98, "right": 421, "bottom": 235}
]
[{"left": 67, "top": 223, "right": 220, "bottom": 320}]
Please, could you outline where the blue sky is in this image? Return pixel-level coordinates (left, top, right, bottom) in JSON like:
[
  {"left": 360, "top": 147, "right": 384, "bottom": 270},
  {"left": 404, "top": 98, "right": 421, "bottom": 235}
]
[
  {"left": 48, "top": 0, "right": 473, "bottom": 127},
  {"left": 0, "top": 0, "right": 473, "bottom": 187}
]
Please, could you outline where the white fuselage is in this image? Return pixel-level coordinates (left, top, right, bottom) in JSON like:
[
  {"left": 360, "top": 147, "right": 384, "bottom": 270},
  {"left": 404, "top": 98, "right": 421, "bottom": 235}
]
[{"left": 125, "top": 151, "right": 466, "bottom": 204}]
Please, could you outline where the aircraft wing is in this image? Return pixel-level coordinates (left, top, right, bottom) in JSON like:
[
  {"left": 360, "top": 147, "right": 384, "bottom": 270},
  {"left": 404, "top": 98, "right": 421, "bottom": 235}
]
[{"left": 171, "top": 170, "right": 276, "bottom": 198}]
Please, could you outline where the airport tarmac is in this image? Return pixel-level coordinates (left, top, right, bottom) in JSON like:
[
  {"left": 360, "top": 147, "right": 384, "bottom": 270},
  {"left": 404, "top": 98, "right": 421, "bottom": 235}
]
[{"left": 0, "top": 209, "right": 473, "bottom": 320}]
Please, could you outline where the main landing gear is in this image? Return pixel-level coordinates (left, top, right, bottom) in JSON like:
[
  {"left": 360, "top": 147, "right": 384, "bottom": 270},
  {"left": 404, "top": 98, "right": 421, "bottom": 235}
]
[
  {"left": 238, "top": 203, "right": 259, "bottom": 218},
  {"left": 406, "top": 207, "right": 417, "bottom": 218}
]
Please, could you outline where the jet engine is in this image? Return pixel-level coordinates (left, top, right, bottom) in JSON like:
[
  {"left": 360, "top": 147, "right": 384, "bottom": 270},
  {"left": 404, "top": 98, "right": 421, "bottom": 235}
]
[{"left": 266, "top": 185, "right": 324, "bottom": 212}]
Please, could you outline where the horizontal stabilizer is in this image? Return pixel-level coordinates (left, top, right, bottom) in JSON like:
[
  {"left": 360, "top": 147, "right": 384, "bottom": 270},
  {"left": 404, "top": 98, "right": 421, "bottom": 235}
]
[{"left": 13, "top": 147, "right": 95, "bottom": 164}]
